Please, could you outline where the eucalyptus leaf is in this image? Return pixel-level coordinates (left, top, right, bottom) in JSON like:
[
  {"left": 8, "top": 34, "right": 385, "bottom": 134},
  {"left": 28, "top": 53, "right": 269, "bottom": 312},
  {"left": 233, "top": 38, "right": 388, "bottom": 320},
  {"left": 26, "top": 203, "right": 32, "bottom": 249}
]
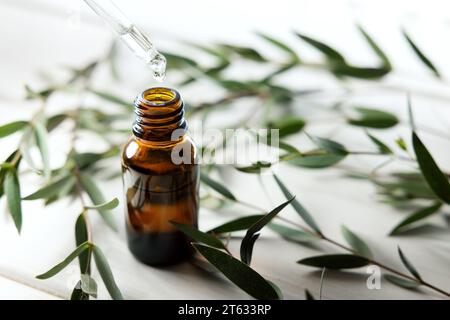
[
  {"left": 268, "top": 117, "right": 306, "bottom": 138},
  {"left": 384, "top": 274, "right": 420, "bottom": 290},
  {"left": 4, "top": 168, "right": 22, "bottom": 233},
  {"left": 235, "top": 161, "right": 272, "bottom": 174},
  {"left": 257, "top": 33, "right": 300, "bottom": 63},
  {"left": 357, "top": 25, "right": 391, "bottom": 69},
  {"left": 402, "top": 30, "right": 440, "bottom": 78},
  {"left": 366, "top": 132, "right": 392, "bottom": 154},
  {"left": 75, "top": 213, "right": 91, "bottom": 274},
  {"left": 273, "top": 174, "right": 321, "bottom": 233},
  {"left": 307, "top": 134, "right": 348, "bottom": 155},
  {"left": 193, "top": 243, "right": 280, "bottom": 300},
  {"left": 34, "top": 121, "right": 50, "bottom": 178},
  {"left": 390, "top": 202, "right": 442, "bottom": 235},
  {"left": 341, "top": 225, "right": 373, "bottom": 259},
  {"left": 162, "top": 52, "right": 198, "bottom": 69},
  {"left": 88, "top": 88, "right": 131, "bottom": 110},
  {"left": 171, "top": 221, "right": 226, "bottom": 250},
  {"left": 200, "top": 172, "right": 236, "bottom": 201},
  {"left": 93, "top": 245, "right": 124, "bottom": 300},
  {"left": 295, "top": 32, "right": 345, "bottom": 63},
  {"left": 0, "top": 150, "right": 21, "bottom": 199},
  {"left": 36, "top": 242, "right": 91, "bottom": 279},
  {"left": 85, "top": 197, "right": 119, "bottom": 211},
  {"left": 268, "top": 223, "right": 319, "bottom": 244},
  {"left": 240, "top": 197, "right": 295, "bottom": 265},
  {"left": 80, "top": 274, "right": 98, "bottom": 298},
  {"left": 23, "top": 174, "right": 75, "bottom": 200},
  {"left": 331, "top": 64, "right": 390, "bottom": 79},
  {"left": 395, "top": 137, "right": 408, "bottom": 151},
  {"left": 209, "top": 215, "right": 265, "bottom": 234},
  {"left": 412, "top": 132, "right": 450, "bottom": 204},
  {"left": 348, "top": 108, "right": 398, "bottom": 129},
  {"left": 0, "top": 121, "right": 28, "bottom": 139},
  {"left": 80, "top": 173, "right": 117, "bottom": 231},
  {"left": 397, "top": 246, "right": 422, "bottom": 280},
  {"left": 46, "top": 114, "right": 68, "bottom": 132},
  {"left": 287, "top": 153, "right": 346, "bottom": 168},
  {"left": 219, "top": 44, "right": 266, "bottom": 62},
  {"left": 298, "top": 254, "right": 370, "bottom": 269}
]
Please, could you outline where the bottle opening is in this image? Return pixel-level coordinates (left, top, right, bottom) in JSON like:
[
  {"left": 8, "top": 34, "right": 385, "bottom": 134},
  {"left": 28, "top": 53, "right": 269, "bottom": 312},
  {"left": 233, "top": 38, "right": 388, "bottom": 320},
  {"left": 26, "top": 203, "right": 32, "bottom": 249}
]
[{"left": 140, "top": 87, "right": 180, "bottom": 107}]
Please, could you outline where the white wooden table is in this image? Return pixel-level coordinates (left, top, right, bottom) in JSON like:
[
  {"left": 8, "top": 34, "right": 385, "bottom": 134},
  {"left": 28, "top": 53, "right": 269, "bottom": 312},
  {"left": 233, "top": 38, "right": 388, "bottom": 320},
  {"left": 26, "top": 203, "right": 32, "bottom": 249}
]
[{"left": 0, "top": 0, "right": 449, "bottom": 300}]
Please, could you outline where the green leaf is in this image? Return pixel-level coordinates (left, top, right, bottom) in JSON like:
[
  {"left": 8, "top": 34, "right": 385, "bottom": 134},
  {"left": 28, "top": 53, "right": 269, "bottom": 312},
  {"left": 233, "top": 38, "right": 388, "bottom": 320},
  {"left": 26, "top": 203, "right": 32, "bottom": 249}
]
[
  {"left": 384, "top": 274, "right": 420, "bottom": 289},
  {"left": 80, "top": 173, "right": 117, "bottom": 231},
  {"left": 46, "top": 114, "right": 68, "bottom": 132},
  {"left": 23, "top": 174, "right": 75, "bottom": 200},
  {"left": 92, "top": 246, "right": 123, "bottom": 300},
  {"left": 171, "top": 222, "right": 226, "bottom": 250},
  {"left": 193, "top": 243, "right": 280, "bottom": 300},
  {"left": 257, "top": 33, "right": 300, "bottom": 62},
  {"left": 295, "top": 32, "right": 345, "bottom": 63},
  {"left": 80, "top": 274, "right": 98, "bottom": 298},
  {"left": 398, "top": 246, "right": 421, "bottom": 280},
  {"left": 200, "top": 172, "right": 236, "bottom": 201},
  {"left": 88, "top": 88, "right": 131, "bottom": 110},
  {"left": 235, "top": 161, "right": 272, "bottom": 174},
  {"left": 0, "top": 121, "right": 28, "bottom": 139},
  {"left": 36, "top": 242, "right": 91, "bottom": 279},
  {"left": 341, "top": 225, "right": 373, "bottom": 259},
  {"left": 390, "top": 202, "right": 442, "bottom": 235},
  {"left": 412, "top": 132, "right": 450, "bottom": 204},
  {"left": 268, "top": 223, "right": 318, "bottom": 244},
  {"left": 75, "top": 214, "right": 91, "bottom": 274},
  {"left": 348, "top": 108, "right": 398, "bottom": 129},
  {"left": 240, "top": 197, "right": 295, "bottom": 265},
  {"left": 396, "top": 137, "right": 408, "bottom": 151},
  {"left": 268, "top": 117, "right": 306, "bottom": 138},
  {"left": 162, "top": 52, "right": 198, "bottom": 69},
  {"left": 402, "top": 30, "right": 440, "bottom": 78},
  {"left": 330, "top": 64, "right": 390, "bottom": 79},
  {"left": 305, "top": 289, "right": 315, "bottom": 300},
  {"left": 208, "top": 215, "right": 265, "bottom": 234},
  {"left": 34, "top": 121, "right": 50, "bottom": 178},
  {"left": 273, "top": 174, "right": 321, "bottom": 233},
  {"left": 4, "top": 168, "right": 22, "bottom": 233},
  {"left": 366, "top": 132, "right": 392, "bottom": 154},
  {"left": 307, "top": 134, "right": 348, "bottom": 155},
  {"left": 357, "top": 25, "right": 391, "bottom": 69},
  {"left": 287, "top": 153, "right": 346, "bottom": 168},
  {"left": 219, "top": 44, "right": 266, "bottom": 62},
  {"left": 0, "top": 150, "right": 21, "bottom": 199},
  {"left": 298, "top": 254, "right": 370, "bottom": 269},
  {"left": 85, "top": 197, "right": 119, "bottom": 211}
]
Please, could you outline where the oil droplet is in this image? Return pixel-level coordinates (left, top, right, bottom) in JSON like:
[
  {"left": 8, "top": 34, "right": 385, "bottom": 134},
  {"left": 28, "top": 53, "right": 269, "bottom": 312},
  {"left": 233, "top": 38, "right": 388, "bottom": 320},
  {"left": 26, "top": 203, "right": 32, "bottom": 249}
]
[{"left": 148, "top": 52, "right": 167, "bottom": 82}]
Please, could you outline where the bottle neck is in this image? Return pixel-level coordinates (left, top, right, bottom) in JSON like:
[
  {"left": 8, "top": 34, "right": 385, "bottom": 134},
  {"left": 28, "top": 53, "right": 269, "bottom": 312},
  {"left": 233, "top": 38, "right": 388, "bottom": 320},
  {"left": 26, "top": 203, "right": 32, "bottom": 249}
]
[{"left": 132, "top": 87, "right": 187, "bottom": 142}]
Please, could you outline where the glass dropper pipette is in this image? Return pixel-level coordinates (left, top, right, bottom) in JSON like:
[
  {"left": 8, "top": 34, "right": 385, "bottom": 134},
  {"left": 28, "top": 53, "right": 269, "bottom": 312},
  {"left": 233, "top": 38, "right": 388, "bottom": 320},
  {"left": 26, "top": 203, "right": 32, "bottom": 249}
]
[{"left": 83, "top": 0, "right": 167, "bottom": 81}]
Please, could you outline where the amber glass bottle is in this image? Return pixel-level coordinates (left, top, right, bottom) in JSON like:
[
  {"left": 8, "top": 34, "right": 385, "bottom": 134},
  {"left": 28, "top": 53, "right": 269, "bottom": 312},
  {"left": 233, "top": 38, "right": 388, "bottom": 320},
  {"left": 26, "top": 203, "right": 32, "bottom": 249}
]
[{"left": 122, "top": 87, "right": 199, "bottom": 266}]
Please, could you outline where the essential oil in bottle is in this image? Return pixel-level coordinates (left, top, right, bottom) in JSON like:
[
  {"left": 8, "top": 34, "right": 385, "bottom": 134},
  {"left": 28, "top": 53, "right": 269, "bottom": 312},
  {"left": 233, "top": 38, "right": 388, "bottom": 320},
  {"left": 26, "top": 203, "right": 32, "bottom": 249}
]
[{"left": 122, "top": 87, "right": 199, "bottom": 266}]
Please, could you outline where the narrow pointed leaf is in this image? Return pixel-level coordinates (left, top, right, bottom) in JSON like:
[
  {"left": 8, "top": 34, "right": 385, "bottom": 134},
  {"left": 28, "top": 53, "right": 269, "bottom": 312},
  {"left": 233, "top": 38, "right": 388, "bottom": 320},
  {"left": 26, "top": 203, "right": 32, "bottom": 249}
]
[
  {"left": 208, "top": 215, "right": 265, "bottom": 234},
  {"left": 307, "top": 134, "right": 348, "bottom": 155},
  {"left": 412, "top": 132, "right": 450, "bottom": 204},
  {"left": 172, "top": 222, "right": 226, "bottom": 250},
  {"left": 273, "top": 174, "right": 321, "bottom": 233},
  {"left": 348, "top": 108, "right": 398, "bottom": 129},
  {"left": 269, "top": 117, "right": 306, "bottom": 137},
  {"left": 390, "top": 202, "right": 442, "bottom": 235},
  {"left": 36, "top": 242, "right": 91, "bottom": 279},
  {"left": 298, "top": 254, "right": 370, "bottom": 269},
  {"left": 85, "top": 197, "right": 119, "bottom": 211},
  {"left": 23, "top": 175, "right": 75, "bottom": 200},
  {"left": 269, "top": 223, "right": 319, "bottom": 244},
  {"left": 384, "top": 274, "right": 420, "bottom": 289},
  {"left": 366, "top": 132, "right": 392, "bottom": 154},
  {"left": 295, "top": 33, "right": 345, "bottom": 63},
  {"left": 34, "top": 121, "right": 50, "bottom": 178},
  {"left": 80, "top": 173, "right": 117, "bottom": 231},
  {"left": 200, "top": 172, "right": 236, "bottom": 201},
  {"left": 75, "top": 213, "right": 91, "bottom": 274},
  {"left": 240, "top": 197, "right": 295, "bottom": 265},
  {"left": 331, "top": 64, "right": 390, "bottom": 79},
  {"left": 4, "top": 168, "right": 22, "bottom": 233},
  {"left": 398, "top": 246, "right": 421, "bottom": 280},
  {"left": 357, "top": 25, "right": 391, "bottom": 69},
  {"left": 92, "top": 246, "right": 123, "bottom": 300},
  {"left": 88, "top": 88, "right": 131, "bottom": 110},
  {"left": 287, "top": 153, "right": 345, "bottom": 168},
  {"left": 257, "top": 33, "right": 299, "bottom": 62},
  {"left": 0, "top": 121, "right": 27, "bottom": 139},
  {"left": 193, "top": 243, "right": 280, "bottom": 300},
  {"left": 402, "top": 30, "right": 440, "bottom": 78},
  {"left": 341, "top": 225, "right": 373, "bottom": 258}
]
